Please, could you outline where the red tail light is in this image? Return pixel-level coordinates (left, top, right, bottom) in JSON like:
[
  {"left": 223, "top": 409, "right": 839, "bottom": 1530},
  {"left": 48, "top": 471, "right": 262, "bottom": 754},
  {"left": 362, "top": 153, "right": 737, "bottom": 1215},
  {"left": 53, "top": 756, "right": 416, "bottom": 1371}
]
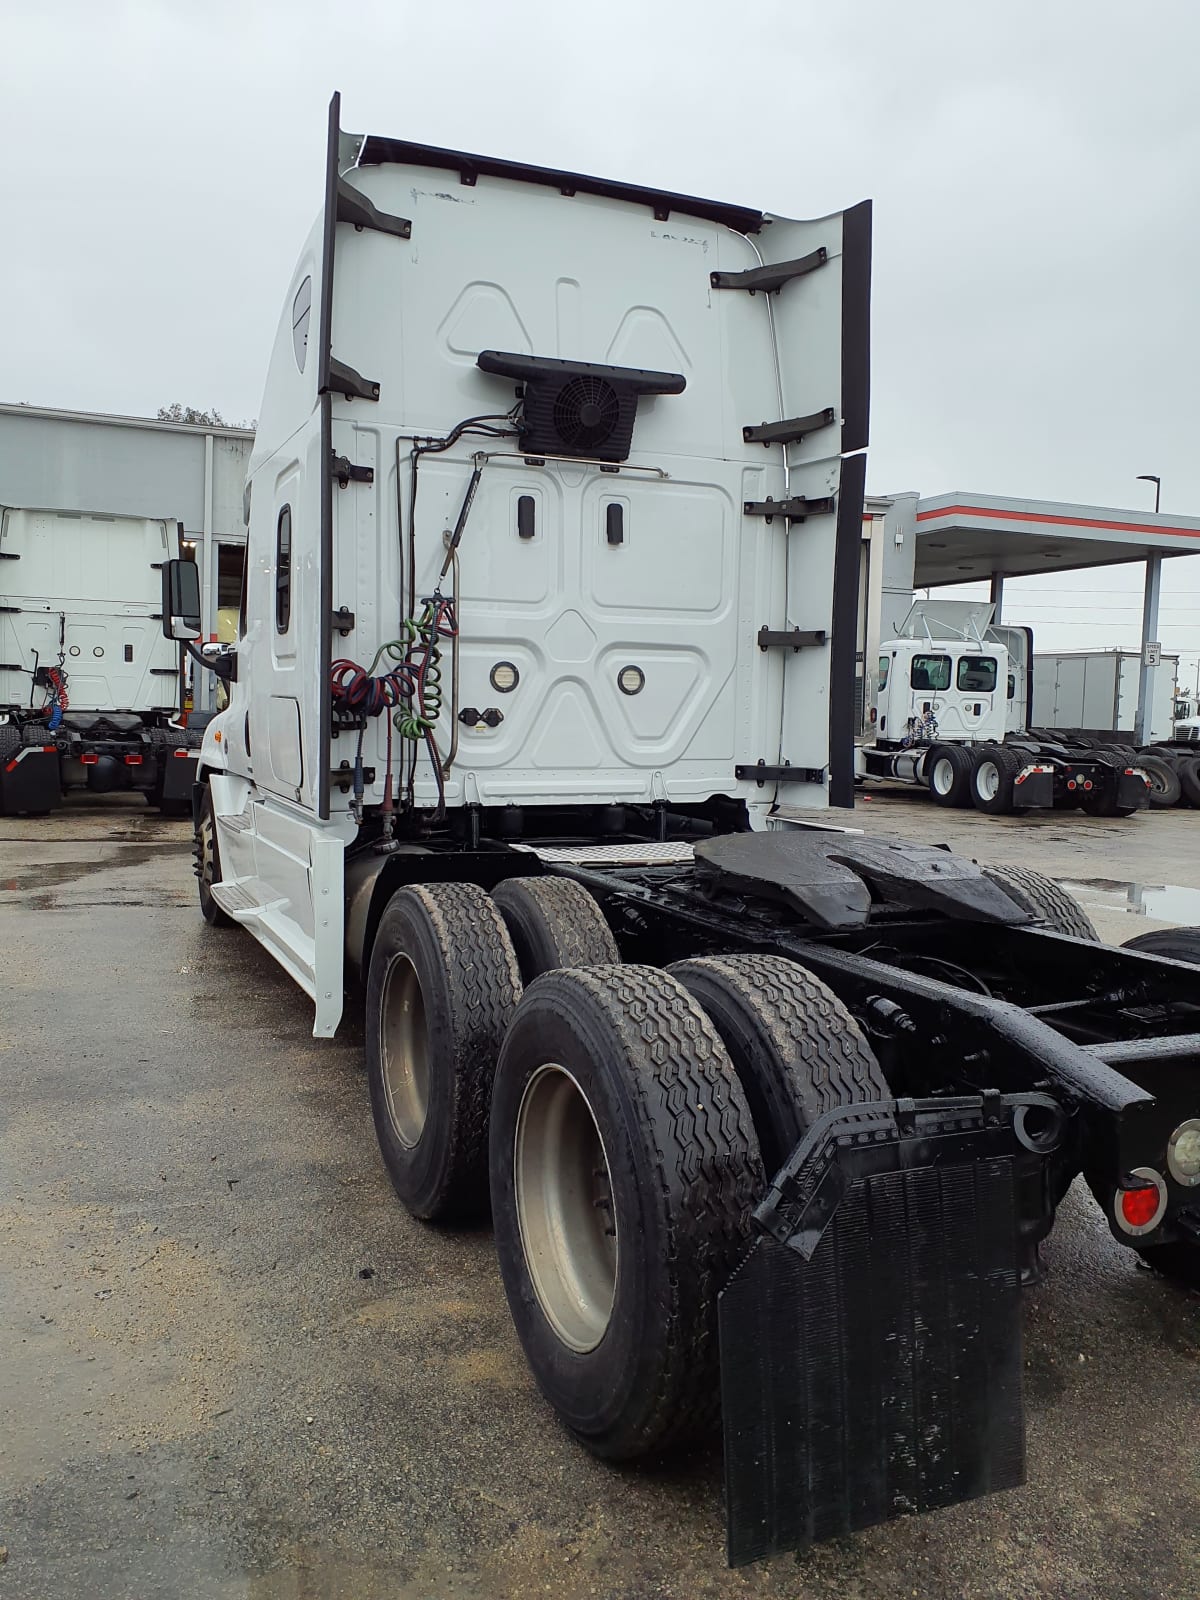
[
  {"left": 173, "top": 748, "right": 190, "bottom": 758},
  {"left": 124, "top": 754, "right": 143, "bottom": 766},
  {"left": 1120, "top": 1187, "right": 1160, "bottom": 1228},
  {"left": 1114, "top": 1168, "right": 1167, "bottom": 1235},
  {"left": 80, "top": 753, "right": 99, "bottom": 766}
]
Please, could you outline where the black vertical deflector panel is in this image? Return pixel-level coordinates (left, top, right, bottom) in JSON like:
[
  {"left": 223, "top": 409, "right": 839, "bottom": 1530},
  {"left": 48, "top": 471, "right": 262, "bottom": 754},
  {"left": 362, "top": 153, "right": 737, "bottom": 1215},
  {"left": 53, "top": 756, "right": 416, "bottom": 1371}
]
[
  {"left": 839, "top": 199, "right": 872, "bottom": 457},
  {"left": 315, "top": 92, "right": 341, "bottom": 822},
  {"left": 827, "top": 199, "right": 871, "bottom": 808},
  {"left": 829, "top": 450, "right": 866, "bottom": 808}
]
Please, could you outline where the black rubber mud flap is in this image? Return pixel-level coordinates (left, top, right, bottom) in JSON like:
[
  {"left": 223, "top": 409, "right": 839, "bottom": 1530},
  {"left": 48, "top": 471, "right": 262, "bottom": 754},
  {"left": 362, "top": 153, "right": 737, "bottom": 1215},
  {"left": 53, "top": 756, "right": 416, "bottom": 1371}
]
[{"left": 720, "top": 1096, "right": 1028, "bottom": 1564}]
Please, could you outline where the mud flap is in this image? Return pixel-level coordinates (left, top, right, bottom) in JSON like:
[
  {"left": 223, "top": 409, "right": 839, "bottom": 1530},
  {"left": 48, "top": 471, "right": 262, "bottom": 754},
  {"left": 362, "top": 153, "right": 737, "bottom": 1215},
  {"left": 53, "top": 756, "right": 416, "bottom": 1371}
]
[
  {"left": 161, "top": 749, "right": 199, "bottom": 804},
  {"left": 720, "top": 1096, "right": 1031, "bottom": 1564},
  {"left": 0, "top": 746, "right": 62, "bottom": 815}
]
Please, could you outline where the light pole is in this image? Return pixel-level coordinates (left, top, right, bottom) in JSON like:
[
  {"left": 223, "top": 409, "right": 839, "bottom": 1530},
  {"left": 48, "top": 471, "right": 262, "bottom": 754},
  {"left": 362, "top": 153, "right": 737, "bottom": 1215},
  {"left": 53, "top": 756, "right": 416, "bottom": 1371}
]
[{"left": 1136, "top": 473, "right": 1161, "bottom": 513}]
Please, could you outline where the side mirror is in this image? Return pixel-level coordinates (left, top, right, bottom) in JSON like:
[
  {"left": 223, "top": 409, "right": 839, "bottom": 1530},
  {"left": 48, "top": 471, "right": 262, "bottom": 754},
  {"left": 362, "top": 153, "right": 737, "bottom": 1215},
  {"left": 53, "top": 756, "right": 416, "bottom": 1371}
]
[
  {"left": 161, "top": 559, "right": 202, "bottom": 641},
  {"left": 197, "top": 640, "right": 238, "bottom": 683}
]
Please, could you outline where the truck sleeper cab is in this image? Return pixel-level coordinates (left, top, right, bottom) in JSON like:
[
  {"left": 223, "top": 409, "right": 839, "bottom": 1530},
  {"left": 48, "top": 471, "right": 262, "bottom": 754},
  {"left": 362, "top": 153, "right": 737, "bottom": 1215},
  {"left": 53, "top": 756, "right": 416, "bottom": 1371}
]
[{"left": 168, "top": 97, "right": 1199, "bottom": 1565}]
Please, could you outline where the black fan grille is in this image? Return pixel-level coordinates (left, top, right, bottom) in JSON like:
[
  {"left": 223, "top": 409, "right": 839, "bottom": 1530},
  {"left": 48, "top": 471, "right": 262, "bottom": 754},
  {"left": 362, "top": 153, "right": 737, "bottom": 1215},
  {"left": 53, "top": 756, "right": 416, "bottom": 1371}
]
[{"left": 552, "top": 376, "right": 622, "bottom": 452}]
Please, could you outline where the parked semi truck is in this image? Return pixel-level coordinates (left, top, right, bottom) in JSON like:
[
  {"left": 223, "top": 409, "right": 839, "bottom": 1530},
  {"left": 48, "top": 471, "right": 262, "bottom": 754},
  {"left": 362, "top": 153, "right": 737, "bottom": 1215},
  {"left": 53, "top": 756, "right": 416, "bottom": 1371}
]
[
  {"left": 165, "top": 97, "right": 1200, "bottom": 1563},
  {"left": 0, "top": 505, "right": 204, "bottom": 815},
  {"left": 856, "top": 603, "right": 1153, "bottom": 815}
]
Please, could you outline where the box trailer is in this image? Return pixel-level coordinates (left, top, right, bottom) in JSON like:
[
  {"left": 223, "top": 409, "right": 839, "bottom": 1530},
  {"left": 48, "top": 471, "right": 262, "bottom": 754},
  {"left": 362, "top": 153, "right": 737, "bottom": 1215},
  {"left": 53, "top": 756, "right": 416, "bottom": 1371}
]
[
  {"left": 163, "top": 95, "right": 1200, "bottom": 1563},
  {"left": 1032, "top": 648, "right": 1178, "bottom": 744},
  {"left": 0, "top": 506, "right": 205, "bottom": 815}
]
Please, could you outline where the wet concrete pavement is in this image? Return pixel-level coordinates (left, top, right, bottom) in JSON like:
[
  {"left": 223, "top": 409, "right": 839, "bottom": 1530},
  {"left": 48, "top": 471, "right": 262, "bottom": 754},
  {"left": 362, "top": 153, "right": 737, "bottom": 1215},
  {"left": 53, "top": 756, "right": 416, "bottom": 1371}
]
[{"left": 1, "top": 797, "right": 1198, "bottom": 1599}]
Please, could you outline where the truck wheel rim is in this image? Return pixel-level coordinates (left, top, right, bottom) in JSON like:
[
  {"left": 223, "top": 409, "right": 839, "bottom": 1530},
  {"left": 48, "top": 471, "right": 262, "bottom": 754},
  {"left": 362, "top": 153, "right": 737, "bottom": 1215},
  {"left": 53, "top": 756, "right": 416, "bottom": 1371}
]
[
  {"left": 199, "top": 812, "right": 216, "bottom": 888},
  {"left": 514, "top": 1063, "right": 618, "bottom": 1353},
  {"left": 977, "top": 761, "right": 1000, "bottom": 801},
  {"left": 380, "top": 955, "right": 430, "bottom": 1148},
  {"left": 932, "top": 757, "right": 955, "bottom": 795}
]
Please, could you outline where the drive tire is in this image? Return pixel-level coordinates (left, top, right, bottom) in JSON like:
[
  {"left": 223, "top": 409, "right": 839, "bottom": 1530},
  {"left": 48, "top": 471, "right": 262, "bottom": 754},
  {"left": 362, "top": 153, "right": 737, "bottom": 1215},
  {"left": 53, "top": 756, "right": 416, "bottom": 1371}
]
[
  {"left": 1137, "top": 753, "right": 1182, "bottom": 808},
  {"left": 668, "top": 953, "right": 887, "bottom": 1175},
  {"left": 1122, "top": 926, "right": 1200, "bottom": 965},
  {"left": 367, "top": 883, "right": 521, "bottom": 1221},
  {"left": 195, "top": 784, "right": 234, "bottom": 928},
  {"left": 491, "top": 876, "right": 619, "bottom": 982},
  {"left": 925, "top": 743, "right": 975, "bottom": 808},
  {"left": 971, "top": 744, "right": 1025, "bottom": 815},
  {"left": 980, "top": 862, "right": 1099, "bottom": 940},
  {"left": 1178, "top": 758, "right": 1200, "bottom": 808},
  {"left": 489, "top": 965, "right": 762, "bottom": 1460},
  {"left": 1079, "top": 791, "right": 1139, "bottom": 819}
]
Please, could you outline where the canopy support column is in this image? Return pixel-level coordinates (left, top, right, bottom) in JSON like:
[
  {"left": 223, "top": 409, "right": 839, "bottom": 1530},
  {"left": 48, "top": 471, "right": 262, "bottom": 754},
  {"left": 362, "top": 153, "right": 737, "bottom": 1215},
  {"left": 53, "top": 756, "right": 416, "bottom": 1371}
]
[{"left": 1134, "top": 553, "right": 1163, "bottom": 746}]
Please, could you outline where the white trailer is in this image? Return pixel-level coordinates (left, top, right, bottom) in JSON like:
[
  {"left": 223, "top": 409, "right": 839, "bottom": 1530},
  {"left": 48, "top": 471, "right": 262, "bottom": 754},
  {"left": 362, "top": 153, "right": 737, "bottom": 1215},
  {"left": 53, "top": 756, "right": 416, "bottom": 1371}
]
[
  {"left": 0, "top": 506, "right": 204, "bottom": 814},
  {"left": 160, "top": 95, "right": 1200, "bottom": 1564},
  {"left": 1032, "top": 648, "right": 1178, "bottom": 745}
]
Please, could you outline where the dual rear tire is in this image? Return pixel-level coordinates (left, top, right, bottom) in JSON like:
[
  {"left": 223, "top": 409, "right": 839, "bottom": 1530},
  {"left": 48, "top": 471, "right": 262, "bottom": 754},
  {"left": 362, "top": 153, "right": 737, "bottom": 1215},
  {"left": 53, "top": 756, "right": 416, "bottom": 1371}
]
[
  {"left": 923, "top": 742, "right": 1030, "bottom": 816},
  {"left": 971, "top": 744, "right": 1027, "bottom": 815},
  {"left": 364, "top": 876, "right": 885, "bottom": 1459},
  {"left": 926, "top": 743, "right": 975, "bottom": 808},
  {"left": 365, "top": 875, "right": 618, "bottom": 1220}
]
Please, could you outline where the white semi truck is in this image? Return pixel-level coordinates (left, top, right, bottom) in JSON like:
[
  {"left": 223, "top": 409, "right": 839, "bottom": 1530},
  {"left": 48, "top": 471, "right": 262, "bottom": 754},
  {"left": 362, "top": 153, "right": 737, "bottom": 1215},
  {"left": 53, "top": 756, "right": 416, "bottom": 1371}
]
[
  {"left": 855, "top": 601, "right": 1153, "bottom": 816},
  {"left": 0, "top": 506, "right": 205, "bottom": 815},
  {"left": 164, "top": 96, "right": 1200, "bottom": 1563}
]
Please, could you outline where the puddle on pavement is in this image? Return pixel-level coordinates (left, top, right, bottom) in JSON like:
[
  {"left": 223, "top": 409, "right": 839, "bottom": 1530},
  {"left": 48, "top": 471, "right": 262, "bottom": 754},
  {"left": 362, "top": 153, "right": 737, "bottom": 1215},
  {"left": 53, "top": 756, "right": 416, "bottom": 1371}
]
[
  {"left": 0, "top": 842, "right": 189, "bottom": 896},
  {"left": 1057, "top": 878, "right": 1200, "bottom": 921}
]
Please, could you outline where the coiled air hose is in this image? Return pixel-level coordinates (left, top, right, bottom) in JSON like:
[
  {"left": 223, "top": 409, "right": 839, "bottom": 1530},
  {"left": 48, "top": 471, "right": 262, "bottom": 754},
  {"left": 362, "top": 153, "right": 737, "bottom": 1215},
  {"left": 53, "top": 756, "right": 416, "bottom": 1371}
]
[{"left": 329, "top": 593, "right": 458, "bottom": 823}]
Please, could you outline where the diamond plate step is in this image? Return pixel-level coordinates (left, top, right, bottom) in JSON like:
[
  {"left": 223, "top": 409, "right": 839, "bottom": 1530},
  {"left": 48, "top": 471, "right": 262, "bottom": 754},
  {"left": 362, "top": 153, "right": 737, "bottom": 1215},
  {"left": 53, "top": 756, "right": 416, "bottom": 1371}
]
[
  {"left": 510, "top": 840, "right": 695, "bottom": 867},
  {"left": 210, "top": 877, "right": 286, "bottom": 919}
]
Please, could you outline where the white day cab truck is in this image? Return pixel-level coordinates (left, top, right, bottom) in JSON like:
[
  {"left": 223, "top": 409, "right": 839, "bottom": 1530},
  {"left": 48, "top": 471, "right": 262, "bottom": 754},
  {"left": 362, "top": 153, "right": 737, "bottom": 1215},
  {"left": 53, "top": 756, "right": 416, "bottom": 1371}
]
[
  {"left": 0, "top": 506, "right": 206, "bottom": 815},
  {"left": 163, "top": 96, "right": 1200, "bottom": 1564},
  {"left": 856, "top": 602, "right": 1154, "bottom": 817}
]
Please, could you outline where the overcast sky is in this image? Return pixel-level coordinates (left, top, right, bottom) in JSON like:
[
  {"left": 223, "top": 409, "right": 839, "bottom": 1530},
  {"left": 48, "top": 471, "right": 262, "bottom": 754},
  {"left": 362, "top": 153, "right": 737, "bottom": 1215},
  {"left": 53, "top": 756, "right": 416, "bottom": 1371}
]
[{"left": 2, "top": 0, "right": 1198, "bottom": 678}]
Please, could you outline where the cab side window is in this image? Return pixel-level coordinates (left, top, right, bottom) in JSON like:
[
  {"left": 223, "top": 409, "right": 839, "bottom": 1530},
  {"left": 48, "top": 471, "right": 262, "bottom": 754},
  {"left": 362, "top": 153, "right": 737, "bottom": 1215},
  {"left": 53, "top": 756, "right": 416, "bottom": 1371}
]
[
  {"left": 276, "top": 505, "right": 292, "bottom": 633},
  {"left": 878, "top": 654, "right": 890, "bottom": 690}
]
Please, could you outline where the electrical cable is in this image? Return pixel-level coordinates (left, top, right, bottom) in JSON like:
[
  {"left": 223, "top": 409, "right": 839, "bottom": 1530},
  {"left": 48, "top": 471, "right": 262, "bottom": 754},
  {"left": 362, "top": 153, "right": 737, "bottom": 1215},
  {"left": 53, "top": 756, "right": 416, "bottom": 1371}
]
[
  {"left": 394, "top": 406, "right": 519, "bottom": 806},
  {"left": 329, "top": 596, "right": 459, "bottom": 824}
]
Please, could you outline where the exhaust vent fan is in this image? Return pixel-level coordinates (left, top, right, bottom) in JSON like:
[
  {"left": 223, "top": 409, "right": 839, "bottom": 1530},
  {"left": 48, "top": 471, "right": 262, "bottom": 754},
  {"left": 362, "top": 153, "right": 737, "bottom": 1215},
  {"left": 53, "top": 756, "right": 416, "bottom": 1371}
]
[{"left": 477, "top": 350, "right": 685, "bottom": 463}]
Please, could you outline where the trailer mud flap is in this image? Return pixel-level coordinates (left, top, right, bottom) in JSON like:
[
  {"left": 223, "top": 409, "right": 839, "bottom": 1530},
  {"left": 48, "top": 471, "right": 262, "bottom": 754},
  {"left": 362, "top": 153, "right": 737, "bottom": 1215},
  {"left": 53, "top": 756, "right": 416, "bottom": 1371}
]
[{"left": 720, "top": 1096, "right": 1034, "bottom": 1564}]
